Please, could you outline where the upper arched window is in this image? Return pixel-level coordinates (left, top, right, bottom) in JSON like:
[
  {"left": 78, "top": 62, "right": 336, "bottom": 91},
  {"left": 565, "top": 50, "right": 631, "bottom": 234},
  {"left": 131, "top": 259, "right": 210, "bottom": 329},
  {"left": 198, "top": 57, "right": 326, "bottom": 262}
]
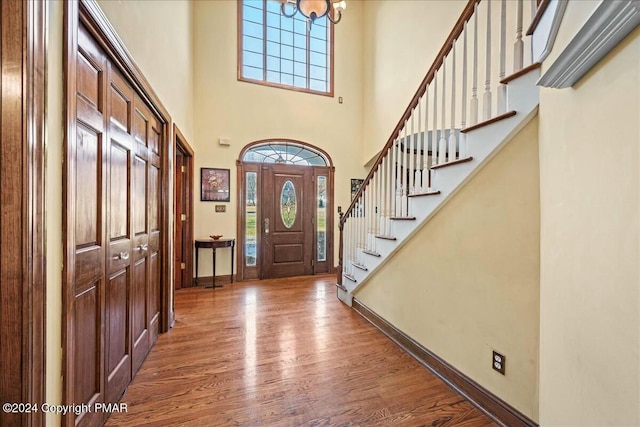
[{"left": 242, "top": 141, "right": 329, "bottom": 166}]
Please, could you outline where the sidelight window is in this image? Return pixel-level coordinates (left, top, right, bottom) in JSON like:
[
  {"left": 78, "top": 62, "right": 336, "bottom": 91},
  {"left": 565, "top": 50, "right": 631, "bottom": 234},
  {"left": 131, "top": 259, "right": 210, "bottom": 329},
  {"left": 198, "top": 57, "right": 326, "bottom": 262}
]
[{"left": 245, "top": 172, "right": 258, "bottom": 267}]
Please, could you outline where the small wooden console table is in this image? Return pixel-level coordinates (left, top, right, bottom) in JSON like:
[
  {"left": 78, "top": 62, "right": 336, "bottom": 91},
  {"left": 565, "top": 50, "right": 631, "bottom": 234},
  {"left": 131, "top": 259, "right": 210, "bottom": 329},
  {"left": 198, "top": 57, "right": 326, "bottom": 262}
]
[{"left": 194, "top": 238, "right": 235, "bottom": 288}]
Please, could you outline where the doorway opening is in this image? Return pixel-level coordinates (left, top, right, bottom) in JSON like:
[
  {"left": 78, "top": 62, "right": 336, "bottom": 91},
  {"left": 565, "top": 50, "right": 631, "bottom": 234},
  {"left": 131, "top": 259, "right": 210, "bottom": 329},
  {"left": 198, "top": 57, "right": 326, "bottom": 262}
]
[
  {"left": 237, "top": 140, "right": 335, "bottom": 280},
  {"left": 174, "top": 126, "right": 194, "bottom": 290}
]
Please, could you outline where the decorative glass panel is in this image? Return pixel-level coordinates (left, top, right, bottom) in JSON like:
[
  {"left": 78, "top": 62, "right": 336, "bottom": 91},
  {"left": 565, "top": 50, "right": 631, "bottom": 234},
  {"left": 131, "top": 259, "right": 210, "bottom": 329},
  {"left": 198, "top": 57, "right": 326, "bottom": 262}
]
[
  {"left": 242, "top": 142, "right": 328, "bottom": 166},
  {"left": 280, "top": 180, "right": 297, "bottom": 228},
  {"left": 317, "top": 176, "right": 327, "bottom": 262},
  {"left": 245, "top": 172, "right": 257, "bottom": 266}
]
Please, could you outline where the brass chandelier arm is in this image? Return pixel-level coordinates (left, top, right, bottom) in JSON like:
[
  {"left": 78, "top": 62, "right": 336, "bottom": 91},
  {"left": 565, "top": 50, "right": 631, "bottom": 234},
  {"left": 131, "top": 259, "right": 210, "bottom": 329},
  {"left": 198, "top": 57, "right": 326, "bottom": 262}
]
[{"left": 280, "top": 1, "right": 298, "bottom": 18}]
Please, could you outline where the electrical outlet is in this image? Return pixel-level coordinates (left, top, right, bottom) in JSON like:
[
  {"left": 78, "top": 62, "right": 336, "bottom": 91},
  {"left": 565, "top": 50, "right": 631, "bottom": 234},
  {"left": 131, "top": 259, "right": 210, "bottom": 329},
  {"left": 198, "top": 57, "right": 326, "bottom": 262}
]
[{"left": 492, "top": 350, "right": 506, "bottom": 375}]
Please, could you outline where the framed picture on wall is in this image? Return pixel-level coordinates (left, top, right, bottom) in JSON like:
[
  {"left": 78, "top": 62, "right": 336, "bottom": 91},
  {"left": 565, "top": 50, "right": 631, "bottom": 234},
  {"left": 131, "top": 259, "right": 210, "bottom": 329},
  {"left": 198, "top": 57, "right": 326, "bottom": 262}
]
[
  {"left": 351, "top": 178, "right": 364, "bottom": 201},
  {"left": 201, "top": 168, "right": 230, "bottom": 202}
]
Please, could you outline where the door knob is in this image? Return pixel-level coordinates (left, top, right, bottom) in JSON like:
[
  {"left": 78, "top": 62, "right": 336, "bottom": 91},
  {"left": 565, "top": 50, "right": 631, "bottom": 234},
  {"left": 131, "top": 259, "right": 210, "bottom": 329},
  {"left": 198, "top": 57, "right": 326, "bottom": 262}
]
[
  {"left": 113, "top": 251, "right": 129, "bottom": 260},
  {"left": 264, "top": 218, "right": 270, "bottom": 235}
]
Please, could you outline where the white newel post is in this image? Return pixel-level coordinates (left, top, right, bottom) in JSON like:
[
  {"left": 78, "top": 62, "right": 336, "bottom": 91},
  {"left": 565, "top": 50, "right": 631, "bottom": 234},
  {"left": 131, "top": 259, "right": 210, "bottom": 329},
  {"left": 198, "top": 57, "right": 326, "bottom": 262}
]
[{"left": 483, "top": 0, "right": 492, "bottom": 121}]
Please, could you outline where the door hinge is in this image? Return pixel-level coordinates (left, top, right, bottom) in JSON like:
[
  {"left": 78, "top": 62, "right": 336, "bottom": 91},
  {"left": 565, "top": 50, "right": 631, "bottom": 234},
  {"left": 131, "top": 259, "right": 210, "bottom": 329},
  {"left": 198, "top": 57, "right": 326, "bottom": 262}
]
[
  {"left": 311, "top": 259, "right": 315, "bottom": 266},
  {"left": 181, "top": 165, "right": 185, "bottom": 173},
  {"left": 181, "top": 263, "right": 186, "bottom": 270},
  {"left": 181, "top": 213, "right": 187, "bottom": 221}
]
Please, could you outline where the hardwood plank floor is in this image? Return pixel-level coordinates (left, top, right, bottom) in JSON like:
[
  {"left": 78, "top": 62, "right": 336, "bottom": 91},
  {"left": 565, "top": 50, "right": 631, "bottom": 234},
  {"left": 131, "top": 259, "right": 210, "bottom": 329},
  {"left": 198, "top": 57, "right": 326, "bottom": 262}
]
[{"left": 106, "top": 275, "right": 498, "bottom": 427}]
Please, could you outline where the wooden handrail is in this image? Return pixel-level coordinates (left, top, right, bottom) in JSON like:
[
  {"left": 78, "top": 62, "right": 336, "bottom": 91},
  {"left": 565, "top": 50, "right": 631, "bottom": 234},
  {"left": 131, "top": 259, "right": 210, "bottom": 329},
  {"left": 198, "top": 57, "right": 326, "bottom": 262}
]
[
  {"left": 526, "top": 0, "right": 550, "bottom": 36},
  {"left": 340, "top": 0, "right": 481, "bottom": 226}
]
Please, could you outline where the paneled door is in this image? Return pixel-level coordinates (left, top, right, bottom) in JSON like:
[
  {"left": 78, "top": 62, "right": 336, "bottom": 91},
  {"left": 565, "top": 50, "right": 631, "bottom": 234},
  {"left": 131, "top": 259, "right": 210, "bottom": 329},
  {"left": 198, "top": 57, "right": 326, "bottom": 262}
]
[
  {"left": 68, "top": 22, "right": 163, "bottom": 427},
  {"left": 105, "top": 67, "right": 134, "bottom": 407},
  {"left": 261, "top": 164, "right": 315, "bottom": 278},
  {"left": 73, "top": 25, "right": 109, "bottom": 427}
]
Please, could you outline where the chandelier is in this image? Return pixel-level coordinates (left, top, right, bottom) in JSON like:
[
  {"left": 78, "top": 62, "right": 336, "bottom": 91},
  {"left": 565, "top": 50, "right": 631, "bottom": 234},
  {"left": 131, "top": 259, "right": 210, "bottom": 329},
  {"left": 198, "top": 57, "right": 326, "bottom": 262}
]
[{"left": 279, "top": 0, "right": 347, "bottom": 25}]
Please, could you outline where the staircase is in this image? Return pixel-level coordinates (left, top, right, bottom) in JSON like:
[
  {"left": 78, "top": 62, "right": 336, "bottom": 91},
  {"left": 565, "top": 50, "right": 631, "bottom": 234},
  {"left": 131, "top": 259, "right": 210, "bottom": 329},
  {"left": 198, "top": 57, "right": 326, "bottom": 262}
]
[{"left": 337, "top": 0, "right": 541, "bottom": 305}]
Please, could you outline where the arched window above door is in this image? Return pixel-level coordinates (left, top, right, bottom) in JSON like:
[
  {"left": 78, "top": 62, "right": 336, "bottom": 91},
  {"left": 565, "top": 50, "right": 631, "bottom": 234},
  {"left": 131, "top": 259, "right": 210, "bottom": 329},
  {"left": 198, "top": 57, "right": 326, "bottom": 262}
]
[{"left": 242, "top": 141, "right": 330, "bottom": 166}]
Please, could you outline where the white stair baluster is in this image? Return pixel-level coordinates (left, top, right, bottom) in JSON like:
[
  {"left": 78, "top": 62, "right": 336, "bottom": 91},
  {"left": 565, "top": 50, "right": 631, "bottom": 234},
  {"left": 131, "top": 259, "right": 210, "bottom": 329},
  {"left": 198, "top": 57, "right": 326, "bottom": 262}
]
[
  {"left": 423, "top": 85, "right": 430, "bottom": 192},
  {"left": 380, "top": 157, "right": 389, "bottom": 236},
  {"left": 387, "top": 148, "right": 392, "bottom": 227},
  {"left": 409, "top": 111, "right": 415, "bottom": 194},
  {"left": 402, "top": 124, "right": 409, "bottom": 217},
  {"left": 483, "top": 0, "right": 492, "bottom": 121},
  {"left": 514, "top": 0, "right": 524, "bottom": 72},
  {"left": 449, "top": 40, "right": 458, "bottom": 162},
  {"left": 395, "top": 138, "right": 402, "bottom": 216},
  {"left": 461, "top": 21, "right": 468, "bottom": 158},
  {"left": 439, "top": 60, "right": 447, "bottom": 165},
  {"left": 498, "top": 0, "right": 507, "bottom": 114},
  {"left": 471, "top": 2, "right": 479, "bottom": 126},
  {"left": 370, "top": 177, "right": 375, "bottom": 247},
  {"left": 365, "top": 181, "right": 375, "bottom": 251},
  {"left": 431, "top": 72, "right": 439, "bottom": 187},
  {"left": 416, "top": 97, "right": 424, "bottom": 190}
]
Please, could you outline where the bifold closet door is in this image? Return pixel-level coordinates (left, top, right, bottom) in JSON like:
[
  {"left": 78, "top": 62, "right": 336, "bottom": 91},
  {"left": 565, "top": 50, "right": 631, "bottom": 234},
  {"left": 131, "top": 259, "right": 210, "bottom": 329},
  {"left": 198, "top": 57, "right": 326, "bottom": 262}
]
[{"left": 70, "top": 23, "right": 162, "bottom": 426}]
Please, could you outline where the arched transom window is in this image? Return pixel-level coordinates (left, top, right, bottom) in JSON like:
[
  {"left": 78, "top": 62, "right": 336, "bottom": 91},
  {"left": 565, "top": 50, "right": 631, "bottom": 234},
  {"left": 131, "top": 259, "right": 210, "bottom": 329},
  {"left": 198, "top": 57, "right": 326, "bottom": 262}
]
[{"left": 242, "top": 141, "right": 329, "bottom": 166}]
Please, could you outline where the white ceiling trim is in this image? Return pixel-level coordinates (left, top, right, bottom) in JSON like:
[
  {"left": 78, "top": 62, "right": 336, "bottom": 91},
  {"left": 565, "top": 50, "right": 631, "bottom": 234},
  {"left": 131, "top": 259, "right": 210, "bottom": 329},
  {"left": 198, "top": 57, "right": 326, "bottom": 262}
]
[{"left": 538, "top": 0, "right": 640, "bottom": 88}]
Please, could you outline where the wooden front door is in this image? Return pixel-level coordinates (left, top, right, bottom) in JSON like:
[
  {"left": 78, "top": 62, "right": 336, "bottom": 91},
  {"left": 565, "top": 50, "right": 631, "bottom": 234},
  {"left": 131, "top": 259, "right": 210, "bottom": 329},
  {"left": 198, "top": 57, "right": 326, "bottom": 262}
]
[{"left": 262, "top": 164, "right": 315, "bottom": 278}]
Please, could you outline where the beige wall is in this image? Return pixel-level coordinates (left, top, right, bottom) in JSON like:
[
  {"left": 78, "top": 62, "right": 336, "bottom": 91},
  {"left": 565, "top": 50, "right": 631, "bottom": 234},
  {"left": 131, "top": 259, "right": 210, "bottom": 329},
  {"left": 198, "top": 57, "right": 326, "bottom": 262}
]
[
  {"left": 355, "top": 118, "right": 541, "bottom": 421},
  {"left": 45, "top": 3, "right": 64, "bottom": 425},
  {"left": 191, "top": 0, "right": 366, "bottom": 276},
  {"left": 97, "top": 0, "right": 195, "bottom": 141},
  {"left": 538, "top": 18, "right": 640, "bottom": 427},
  {"left": 361, "top": 1, "right": 460, "bottom": 163}
]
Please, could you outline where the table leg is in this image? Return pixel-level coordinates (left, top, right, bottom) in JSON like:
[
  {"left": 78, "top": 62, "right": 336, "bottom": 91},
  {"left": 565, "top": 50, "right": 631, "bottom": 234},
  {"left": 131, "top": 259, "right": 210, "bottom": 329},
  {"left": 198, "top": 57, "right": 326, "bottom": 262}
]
[
  {"left": 205, "top": 247, "right": 223, "bottom": 289},
  {"left": 195, "top": 247, "right": 199, "bottom": 285}
]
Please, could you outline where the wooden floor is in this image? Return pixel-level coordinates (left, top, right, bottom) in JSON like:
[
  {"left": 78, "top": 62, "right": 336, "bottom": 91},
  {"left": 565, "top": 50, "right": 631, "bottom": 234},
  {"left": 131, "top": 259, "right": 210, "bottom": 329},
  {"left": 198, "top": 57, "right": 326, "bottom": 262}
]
[{"left": 106, "top": 275, "right": 498, "bottom": 427}]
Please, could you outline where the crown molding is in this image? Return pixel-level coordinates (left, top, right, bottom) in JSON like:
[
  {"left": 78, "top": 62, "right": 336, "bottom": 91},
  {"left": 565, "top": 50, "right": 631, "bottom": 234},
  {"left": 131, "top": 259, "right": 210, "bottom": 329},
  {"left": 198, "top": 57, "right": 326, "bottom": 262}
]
[{"left": 538, "top": 0, "right": 640, "bottom": 88}]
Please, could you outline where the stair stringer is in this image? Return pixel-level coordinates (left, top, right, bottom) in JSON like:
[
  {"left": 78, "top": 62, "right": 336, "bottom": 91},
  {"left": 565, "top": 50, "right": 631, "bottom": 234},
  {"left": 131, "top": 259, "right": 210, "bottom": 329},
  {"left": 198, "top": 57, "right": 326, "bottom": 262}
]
[{"left": 339, "top": 69, "right": 540, "bottom": 305}]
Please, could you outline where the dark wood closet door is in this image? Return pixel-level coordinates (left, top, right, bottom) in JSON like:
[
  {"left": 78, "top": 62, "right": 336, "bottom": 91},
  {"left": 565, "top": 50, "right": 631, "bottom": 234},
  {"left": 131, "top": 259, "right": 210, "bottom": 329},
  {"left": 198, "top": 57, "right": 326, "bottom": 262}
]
[
  {"left": 146, "top": 102, "right": 162, "bottom": 350},
  {"left": 105, "top": 66, "right": 134, "bottom": 405},
  {"left": 74, "top": 25, "right": 109, "bottom": 427},
  {"left": 69, "top": 23, "right": 163, "bottom": 427},
  {"left": 131, "top": 97, "right": 162, "bottom": 372}
]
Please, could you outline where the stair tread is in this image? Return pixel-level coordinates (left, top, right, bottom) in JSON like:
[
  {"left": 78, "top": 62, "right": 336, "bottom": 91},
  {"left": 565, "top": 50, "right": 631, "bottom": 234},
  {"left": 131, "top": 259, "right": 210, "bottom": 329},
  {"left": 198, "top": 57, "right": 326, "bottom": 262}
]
[
  {"left": 352, "top": 262, "right": 368, "bottom": 271},
  {"left": 336, "top": 283, "right": 347, "bottom": 291},
  {"left": 461, "top": 111, "right": 516, "bottom": 134},
  {"left": 363, "top": 250, "right": 382, "bottom": 257},
  {"left": 500, "top": 62, "right": 541, "bottom": 84},
  {"left": 375, "top": 235, "right": 397, "bottom": 241},
  {"left": 408, "top": 190, "right": 441, "bottom": 198},
  {"left": 431, "top": 157, "right": 473, "bottom": 170},
  {"left": 390, "top": 216, "right": 417, "bottom": 220}
]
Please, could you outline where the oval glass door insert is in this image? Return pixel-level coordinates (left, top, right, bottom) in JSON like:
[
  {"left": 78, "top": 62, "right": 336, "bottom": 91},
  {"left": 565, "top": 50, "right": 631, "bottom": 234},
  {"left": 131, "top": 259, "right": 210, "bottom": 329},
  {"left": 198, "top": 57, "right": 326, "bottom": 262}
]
[{"left": 280, "top": 180, "right": 297, "bottom": 228}]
